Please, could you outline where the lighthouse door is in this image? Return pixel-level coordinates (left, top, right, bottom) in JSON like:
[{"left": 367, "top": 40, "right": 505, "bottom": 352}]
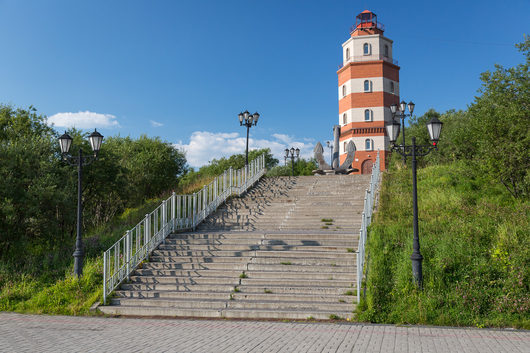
[{"left": 361, "top": 159, "right": 373, "bottom": 174}]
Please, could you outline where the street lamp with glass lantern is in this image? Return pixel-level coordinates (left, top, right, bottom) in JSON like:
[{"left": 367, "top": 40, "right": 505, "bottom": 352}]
[
  {"left": 238, "top": 110, "right": 260, "bottom": 166},
  {"left": 390, "top": 100, "right": 415, "bottom": 165},
  {"left": 284, "top": 147, "right": 300, "bottom": 176},
  {"left": 58, "top": 129, "right": 103, "bottom": 277},
  {"left": 385, "top": 112, "right": 443, "bottom": 288}
]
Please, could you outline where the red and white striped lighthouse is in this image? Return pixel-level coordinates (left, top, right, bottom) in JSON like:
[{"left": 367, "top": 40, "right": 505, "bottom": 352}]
[{"left": 337, "top": 10, "right": 400, "bottom": 174}]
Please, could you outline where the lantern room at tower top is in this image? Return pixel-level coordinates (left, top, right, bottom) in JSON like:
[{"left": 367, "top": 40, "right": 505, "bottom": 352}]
[{"left": 350, "top": 10, "right": 385, "bottom": 36}]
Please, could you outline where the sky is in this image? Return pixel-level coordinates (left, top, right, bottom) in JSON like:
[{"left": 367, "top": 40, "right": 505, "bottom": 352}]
[{"left": 1, "top": 0, "right": 528, "bottom": 167}]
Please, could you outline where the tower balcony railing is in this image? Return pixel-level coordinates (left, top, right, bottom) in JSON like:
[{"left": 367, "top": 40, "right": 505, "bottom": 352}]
[
  {"left": 338, "top": 54, "right": 398, "bottom": 70},
  {"left": 350, "top": 21, "right": 385, "bottom": 34}
]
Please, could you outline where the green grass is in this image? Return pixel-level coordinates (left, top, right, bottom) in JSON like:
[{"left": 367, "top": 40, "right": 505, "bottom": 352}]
[
  {"left": 346, "top": 248, "right": 354, "bottom": 253},
  {"left": 280, "top": 261, "right": 292, "bottom": 265},
  {"left": 357, "top": 161, "right": 530, "bottom": 329},
  {"left": 0, "top": 196, "right": 165, "bottom": 315},
  {"left": 233, "top": 286, "right": 240, "bottom": 293},
  {"left": 329, "top": 314, "right": 344, "bottom": 320},
  {"left": 239, "top": 272, "right": 248, "bottom": 279},
  {"left": 321, "top": 218, "right": 333, "bottom": 223},
  {"left": 343, "top": 290, "right": 354, "bottom": 296}
]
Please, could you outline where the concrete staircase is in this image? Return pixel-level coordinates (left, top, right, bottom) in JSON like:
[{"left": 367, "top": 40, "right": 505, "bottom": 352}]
[{"left": 99, "top": 175, "right": 370, "bottom": 320}]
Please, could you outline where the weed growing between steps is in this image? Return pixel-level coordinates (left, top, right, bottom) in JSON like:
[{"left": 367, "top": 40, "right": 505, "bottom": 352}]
[{"left": 357, "top": 161, "right": 530, "bottom": 329}]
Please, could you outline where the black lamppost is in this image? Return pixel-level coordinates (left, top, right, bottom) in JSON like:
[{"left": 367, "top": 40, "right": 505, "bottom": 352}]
[
  {"left": 238, "top": 111, "right": 260, "bottom": 166},
  {"left": 58, "top": 129, "right": 103, "bottom": 277},
  {"left": 284, "top": 147, "right": 300, "bottom": 176},
  {"left": 326, "top": 141, "right": 333, "bottom": 165},
  {"left": 390, "top": 100, "right": 415, "bottom": 165},
  {"left": 385, "top": 114, "right": 443, "bottom": 288}
]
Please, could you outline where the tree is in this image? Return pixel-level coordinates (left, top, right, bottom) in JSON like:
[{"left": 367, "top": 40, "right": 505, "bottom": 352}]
[{"left": 467, "top": 37, "right": 530, "bottom": 198}]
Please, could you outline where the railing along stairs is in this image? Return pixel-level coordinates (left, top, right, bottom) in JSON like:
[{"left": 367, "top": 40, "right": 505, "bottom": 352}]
[
  {"left": 356, "top": 150, "right": 381, "bottom": 303},
  {"left": 102, "top": 154, "right": 266, "bottom": 304}
]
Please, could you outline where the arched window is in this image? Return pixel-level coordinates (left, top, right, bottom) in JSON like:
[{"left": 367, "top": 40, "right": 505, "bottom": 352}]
[
  {"left": 364, "top": 109, "right": 372, "bottom": 121},
  {"left": 365, "top": 139, "right": 373, "bottom": 151},
  {"left": 363, "top": 43, "right": 370, "bottom": 55},
  {"left": 344, "top": 142, "right": 347, "bottom": 151},
  {"left": 390, "top": 81, "right": 395, "bottom": 93},
  {"left": 384, "top": 44, "right": 389, "bottom": 57},
  {"left": 342, "top": 85, "right": 347, "bottom": 97},
  {"left": 364, "top": 80, "right": 372, "bottom": 92},
  {"left": 345, "top": 48, "right": 350, "bottom": 60},
  {"left": 342, "top": 113, "right": 347, "bottom": 124}
]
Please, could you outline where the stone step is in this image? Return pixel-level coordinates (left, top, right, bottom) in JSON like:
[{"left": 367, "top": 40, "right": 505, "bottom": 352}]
[
  {"left": 142, "top": 262, "right": 247, "bottom": 270},
  {"left": 247, "top": 263, "right": 355, "bottom": 272},
  {"left": 109, "top": 297, "right": 353, "bottom": 312},
  {"left": 134, "top": 269, "right": 355, "bottom": 281},
  {"left": 169, "top": 231, "right": 359, "bottom": 240},
  {"left": 239, "top": 278, "right": 354, "bottom": 288},
  {"left": 129, "top": 276, "right": 353, "bottom": 288},
  {"left": 98, "top": 304, "right": 354, "bottom": 320},
  {"left": 114, "top": 289, "right": 356, "bottom": 303},
  {"left": 161, "top": 238, "right": 359, "bottom": 247},
  {"left": 235, "top": 285, "right": 354, "bottom": 296},
  {"left": 120, "top": 283, "right": 236, "bottom": 292},
  {"left": 129, "top": 276, "right": 239, "bottom": 285},
  {"left": 114, "top": 290, "right": 231, "bottom": 300},
  {"left": 153, "top": 248, "right": 357, "bottom": 256}
]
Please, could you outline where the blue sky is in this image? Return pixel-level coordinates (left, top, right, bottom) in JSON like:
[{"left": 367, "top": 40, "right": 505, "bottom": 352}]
[{"left": 1, "top": 0, "right": 528, "bottom": 167}]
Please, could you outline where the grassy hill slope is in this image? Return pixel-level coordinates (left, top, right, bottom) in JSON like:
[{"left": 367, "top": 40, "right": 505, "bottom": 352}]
[{"left": 358, "top": 161, "right": 529, "bottom": 328}]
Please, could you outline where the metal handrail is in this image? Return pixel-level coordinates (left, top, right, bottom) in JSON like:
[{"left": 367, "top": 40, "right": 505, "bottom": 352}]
[
  {"left": 338, "top": 55, "right": 398, "bottom": 70},
  {"left": 102, "top": 154, "right": 266, "bottom": 304},
  {"left": 356, "top": 150, "right": 381, "bottom": 303}
]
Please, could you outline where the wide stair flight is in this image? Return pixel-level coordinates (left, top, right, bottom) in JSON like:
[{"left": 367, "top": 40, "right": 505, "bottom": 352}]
[{"left": 99, "top": 175, "right": 370, "bottom": 320}]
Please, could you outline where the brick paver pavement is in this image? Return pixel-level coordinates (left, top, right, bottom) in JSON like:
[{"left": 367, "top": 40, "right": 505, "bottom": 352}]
[{"left": 0, "top": 312, "right": 528, "bottom": 353}]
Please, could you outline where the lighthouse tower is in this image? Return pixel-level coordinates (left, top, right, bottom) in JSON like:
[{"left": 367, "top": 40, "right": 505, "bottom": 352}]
[{"left": 337, "top": 10, "right": 399, "bottom": 173}]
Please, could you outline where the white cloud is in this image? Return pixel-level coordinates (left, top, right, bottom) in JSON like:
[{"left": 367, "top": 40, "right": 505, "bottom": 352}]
[
  {"left": 174, "top": 131, "right": 315, "bottom": 168},
  {"left": 150, "top": 120, "right": 164, "bottom": 127},
  {"left": 47, "top": 111, "right": 119, "bottom": 129}
]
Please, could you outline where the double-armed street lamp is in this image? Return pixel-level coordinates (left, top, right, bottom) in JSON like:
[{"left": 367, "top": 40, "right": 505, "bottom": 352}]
[
  {"left": 58, "top": 129, "right": 104, "bottom": 277},
  {"left": 238, "top": 111, "right": 260, "bottom": 166},
  {"left": 390, "top": 100, "right": 415, "bottom": 165},
  {"left": 284, "top": 147, "right": 300, "bottom": 176},
  {"left": 385, "top": 108, "right": 443, "bottom": 288}
]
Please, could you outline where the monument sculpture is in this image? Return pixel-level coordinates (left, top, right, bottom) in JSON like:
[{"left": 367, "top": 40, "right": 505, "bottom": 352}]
[{"left": 313, "top": 125, "right": 358, "bottom": 175}]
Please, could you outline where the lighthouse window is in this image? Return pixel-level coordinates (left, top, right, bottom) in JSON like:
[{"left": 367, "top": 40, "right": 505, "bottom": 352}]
[
  {"left": 342, "top": 85, "right": 347, "bottom": 97},
  {"left": 344, "top": 142, "right": 347, "bottom": 151},
  {"left": 363, "top": 43, "right": 370, "bottom": 55},
  {"left": 346, "top": 48, "right": 350, "bottom": 60},
  {"left": 384, "top": 45, "right": 389, "bottom": 57},
  {"left": 364, "top": 80, "right": 372, "bottom": 92},
  {"left": 342, "top": 113, "right": 347, "bottom": 124},
  {"left": 365, "top": 139, "right": 373, "bottom": 151},
  {"left": 364, "top": 109, "right": 372, "bottom": 121},
  {"left": 390, "top": 81, "right": 395, "bottom": 93}
]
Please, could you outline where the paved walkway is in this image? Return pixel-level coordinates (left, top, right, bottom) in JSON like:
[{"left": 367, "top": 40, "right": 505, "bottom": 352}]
[{"left": 0, "top": 313, "right": 528, "bottom": 353}]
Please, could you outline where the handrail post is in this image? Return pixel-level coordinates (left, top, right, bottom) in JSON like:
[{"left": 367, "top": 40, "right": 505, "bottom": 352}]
[
  {"left": 162, "top": 200, "right": 167, "bottom": 243},
  {"left": 229, "top": 167, "right": 233, "bottom": 196},
  {"left": 126, "top": 230, "right": 131, "bottom": 281},
  {"left": 103, "top": 251, "right": 107, "bottom": 305},
  {"left": 171, "top": 192, "right": 176, "bottom": 232},
  {"left": 144, "top": 213, "right": 150, "bottom": 261}
]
